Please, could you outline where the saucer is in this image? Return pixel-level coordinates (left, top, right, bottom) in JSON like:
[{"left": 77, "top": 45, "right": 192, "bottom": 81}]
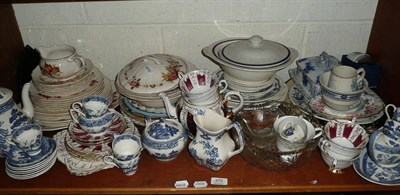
[
  {"left": 308, "top": 88, "right": 384, "bottom": 124},
  {"left": 353, "top": 148, "right": 400, "bottom": 186},
  {"left": 123, "top": 97, "right": 168, "bottom": 118},
  {"left": 6, "top": 137, "right": 56, "bottom": 167}
]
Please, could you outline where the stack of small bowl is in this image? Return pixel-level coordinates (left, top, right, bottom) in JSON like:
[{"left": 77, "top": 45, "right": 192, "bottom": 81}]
[
  {"left": 202, "top": 35, "right": 299, "bottom": 105},
  {"left": 115, "top": 54, "right": 196, "bottom": 126}
]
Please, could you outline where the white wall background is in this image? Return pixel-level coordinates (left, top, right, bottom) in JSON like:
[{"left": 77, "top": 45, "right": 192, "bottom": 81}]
[{"left": 13, "top": 0, "right": 378, "bottom": 81}]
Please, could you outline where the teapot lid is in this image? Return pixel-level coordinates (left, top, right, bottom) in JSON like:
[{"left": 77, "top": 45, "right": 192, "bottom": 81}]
[
  {"left": 145, "top": 118, "right": 183, "bottom": 141},
  {"left": 0, "top": 87, "right": 12, "bottom": 105},
  {"left": 221, "top": 35, "right": 290, "bottom": 66}
]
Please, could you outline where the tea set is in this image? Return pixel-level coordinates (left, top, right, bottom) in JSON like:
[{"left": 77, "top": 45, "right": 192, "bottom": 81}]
[{"left": 0, "top": 37, "right": 398, "bottom": 186}]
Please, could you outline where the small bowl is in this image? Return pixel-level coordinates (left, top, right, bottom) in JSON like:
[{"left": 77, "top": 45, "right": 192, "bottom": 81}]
[{"left": 319, "top": 71, "right": 368, "bottom": 111}]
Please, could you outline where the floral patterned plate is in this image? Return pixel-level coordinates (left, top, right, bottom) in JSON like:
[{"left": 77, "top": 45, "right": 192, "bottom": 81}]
[
  {"left": 353, "top": 148, "right": 400, "bottom": 186},
  {"left": 308, "top": 88, "right": 385, "bottom": 124}
]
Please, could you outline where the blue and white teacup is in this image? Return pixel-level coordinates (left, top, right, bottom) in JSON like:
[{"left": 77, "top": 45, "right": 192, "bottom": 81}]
[
  {"left": 112, "top": 134, "right": 142, "bottom": 161},
  {"left": 383, "top": 119, "right": 400, "bottom": 142},
  {"left": 70, "top": 109, "right": 115, "bottom": 134},
  {"left": 368, "top": 130, "right": 400, "bottom": 168},
  {"left": 385, "top": 104, "right": 400, "bottom": 122},
  {"left": 103, "top": 152, "right": 141, "bottom": 176},
  {"left": 72, "top": 95, "right": 110, "bottom": 118},
  {"left": 9, "top": 124, "right": 43, "bottom": 156}
]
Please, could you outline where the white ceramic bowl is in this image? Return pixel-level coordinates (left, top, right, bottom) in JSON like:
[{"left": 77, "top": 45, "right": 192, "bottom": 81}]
[{"left": 320, "top": 71, "right": 368, "bottom": 111}]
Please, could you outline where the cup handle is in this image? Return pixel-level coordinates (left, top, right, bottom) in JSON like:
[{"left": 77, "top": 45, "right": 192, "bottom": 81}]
[
  {"left": 73, "top": 57, "right": 86, "bottom": 69},
  {"left": 356, "top": 68, "right": 366, "bottom": 82},
  {"left": 103, "top": 155, "right": 118, "bottom": 167},
  {"left": 69, "top": 109, "right": 81, "bottom": 124},
  {"left": 313, "top": 127, "right": 323, "bottom": 140},
  {"left": 71, "top": 102, "right": 85, "bottom": 117},
  {"left": 218, "top": 79, "right": 228, "bottom": 93},
  {"left": 224, "top": 91, "right": 243, "bottom": 114},
  {"left": 227, "top": 122, "right": 244, "bottom": 158},
  {"left": 385, "top": 104, "right": 396, "bottom": 120}
]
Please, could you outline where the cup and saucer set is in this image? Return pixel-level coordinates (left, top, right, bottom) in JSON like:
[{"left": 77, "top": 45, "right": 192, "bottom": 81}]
[
  {"left": 352, "top": 104, "right": 400, "bottom": 186},
  {"left": 5, "top": 124, "right": 57, "bottom": 180},
  {"left": 288, "top": 52, "right": 385, "bottom": 125},
  {"left": 53, "top": 95, "right": 139, "bottom": 176}
]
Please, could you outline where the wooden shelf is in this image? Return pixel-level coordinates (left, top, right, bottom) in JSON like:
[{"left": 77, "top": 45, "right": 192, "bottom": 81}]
[{"left": 0, "top": 143, "right": 399, "bottom": 194}]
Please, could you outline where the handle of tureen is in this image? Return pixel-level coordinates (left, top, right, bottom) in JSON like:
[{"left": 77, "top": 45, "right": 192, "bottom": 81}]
[
  {"left": 21, "top": 82, "right": 34, "bottom": 119},
  {"left": 158, "top": 93, "right": 177, "bottom": 119}
]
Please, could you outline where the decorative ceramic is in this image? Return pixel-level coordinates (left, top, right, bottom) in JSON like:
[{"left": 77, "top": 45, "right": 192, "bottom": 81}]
[
  {"left": 385, "top": 104, "right": 400, "bottom": 121},
  {"left": 103, "top": 153, "right": 141, "bottom": 176},
  {"left": 308, "top": 88, "right": 384, "bottom": 123},
  {"left": 141, "top": 118, "right": 188, "bottom": 161},
  {"left": 368, "top": 130, "right": 400, "bottom": 167},
  {"left": 54, "top": 117, "right": 137, "bottom": 176},
  {"left": 288, "top": 84, "right": 311, "bottom": 112},
  {"left": 111, "top": 134, "right": 142, "bottom": 161},
  {"left": 328, "top": 66, "right": 366, "bottom": 92},
  {"left": 202, "top": 35, "right": 299, "bottom": 82},
  {"left": 274, "top": 116, "right": 308, "bottom": 152},
  {"left": 118, "top": 54, "right": 187, "bottom": 94},
  {"left": 383, "top": 119, "right": 400, "bottom": 144},
  {"left": 0, "top": 83, "right": 34, "bottom": 157},
  {"left": 5, "top": 136, "right": 57, "bottom": 180},
  {"left": 70, "top": 109, "right": 115, "bottom": 134},
  {"left": 72, "top": 95, "right": 110, "bottom": 118},
  {"left": 353, "top": 148, "right": 400, "bottom": 186},
  {"left": 188, "top": 109, "right": 244, "bottom": 171},
  {"left": 319, "top": 71, "right": 368, "bottom": 111},
  {"left": 36, "top": 45, "right": 86, "bottom": 79},
  {"left": 10, "top": 124, "right": 42, "bottom": 156},
  {"left": 292, "top": 51, "right": 340, "bottom": 98}
]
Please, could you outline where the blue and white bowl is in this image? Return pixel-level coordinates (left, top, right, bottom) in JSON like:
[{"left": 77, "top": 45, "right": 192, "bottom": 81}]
[
  {"left": 141, "top": 118, "right": 188, "bottom": 161},
  {"left": 319, "top": 71, "right": 368, "bottom": 111}
]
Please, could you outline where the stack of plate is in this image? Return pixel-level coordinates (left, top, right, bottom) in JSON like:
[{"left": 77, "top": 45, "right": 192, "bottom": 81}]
[
  {"left": 5, "top": 136, "right": 57, "bottom": 180},
  {"left": 54, "top": 113, "right": 138, "bottom": 176},
  {"left": 115, "top": 54, "right": 196, "bottom": 126},
  {"left": 30, "top": 58, "right": 117, "bottom": 131}
]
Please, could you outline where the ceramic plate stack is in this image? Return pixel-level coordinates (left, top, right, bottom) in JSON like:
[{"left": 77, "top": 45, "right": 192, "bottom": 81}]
[
  {"left": 30, "top": 58, "right": 118, "bottom": 131},
  {"left": 54, "top": 113, "right": 138, "bottom": 176},
  {"left": 115, "top": 54, "right": 196, "bottom": 126},
  {"left": 5, "top": 136, "right": 57, "bottom": 180}
]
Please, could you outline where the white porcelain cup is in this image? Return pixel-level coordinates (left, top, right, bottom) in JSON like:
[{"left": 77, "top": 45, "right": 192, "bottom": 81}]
[
  {"left": 111, "top": 134, "right": 142, "bottom": 161},
  {"left": 72, "top": 95, "right": 110, "bottom": 118},
  {"left": 328, "top": 65, "right": 365, "bottom": 92},
  {"left": 9, "top": 124, "right": 43, "bottom": 156},
  {"left": 274, "top": 116, "right": 308, "bottom": 152}
]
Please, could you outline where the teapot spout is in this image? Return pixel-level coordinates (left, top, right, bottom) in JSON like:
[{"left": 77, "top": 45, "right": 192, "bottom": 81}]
[
  {"left": 159, "top": 93, "right": 177, "bottom": 119},
  {"left": 21, "top": 82, "right": 34, "bottom": 119}
]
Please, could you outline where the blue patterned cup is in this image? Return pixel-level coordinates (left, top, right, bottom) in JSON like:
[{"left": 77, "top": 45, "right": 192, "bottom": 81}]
[
  {"left": 11, "top": 124, "right": 43, "bottom": 156},
  {"left": 112, "top": 134, "right": 142, "bottom": 161},
  {"left": 103, "top": 153, "right": 141, "bottom": 176},
  {"left": 368, "top": 130, "right": 400, "bottom": 168},
  {"left": 72, "top": 95, "right": 110, "bottom": 118},
  {"left": 70, "top": 109, "right": 115, "bottom": 134}
]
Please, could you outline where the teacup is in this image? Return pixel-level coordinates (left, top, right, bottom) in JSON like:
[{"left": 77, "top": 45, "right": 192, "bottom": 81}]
[
  {"left": 103, "top": 153, "right": 141, "bottom": 176},
  {"left": 327, "top": 65, "right": 365, "bottom": 92},
  {"left": 9, "top": 124, "right": 43, "bottom": 156},
  {"left": 383, "top": 119, "right": 400, "bottom": 141},
  {"left": 70, "top": 109, "right": 115, "bottom": 134},
  {"left": 274, "top": 116, "right": 308, "bottom": 152},
  {"left": 385, "top": 104, "right": 400, "bottom": 122},
  {"left": 111, "top": 134, "right": 142, "bottom": 161},
  {"left": 318, "top": 119, "right": 368, "bottom": 171},
  {"left": 368, "top": 130, "right": 400, "bottom": 168},
  {"left": 72, "top": 95, "right": 110, "bottom": 118}
]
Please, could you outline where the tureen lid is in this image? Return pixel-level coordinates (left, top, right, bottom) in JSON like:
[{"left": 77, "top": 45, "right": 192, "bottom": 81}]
[
  {"left": 118, "top": 54, "right": 187, "bottom": 94},
  {"left": 146, "top": 118, "right": 183, "bottom": 141},
  {"left": 0, "top": 87, "right": 12, "bottom": 105},
  {"left": 220, "top": 35, "right": 290, "bottom": 66}
]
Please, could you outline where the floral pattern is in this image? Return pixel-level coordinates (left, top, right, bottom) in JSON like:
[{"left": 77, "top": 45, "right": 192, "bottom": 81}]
[{"left": 42, "top": 63, "right": 61, "bottom": 77}]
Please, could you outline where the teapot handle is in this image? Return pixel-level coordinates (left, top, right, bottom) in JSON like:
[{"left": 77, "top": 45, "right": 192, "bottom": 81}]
[{"left": 227, "top": 122, "right": 244, "bottom": 158}]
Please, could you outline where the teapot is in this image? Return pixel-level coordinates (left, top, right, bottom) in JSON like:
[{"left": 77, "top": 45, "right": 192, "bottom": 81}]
[
  {"left": 0, "top": 83, "right": 34, "bottom": 157},
  {"left": 36, "top": 44, "right": 86, "bottom": 79}
]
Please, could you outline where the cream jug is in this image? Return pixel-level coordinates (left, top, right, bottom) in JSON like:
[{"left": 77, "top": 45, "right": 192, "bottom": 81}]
[
  {"left": 0, "top": 83, "right": 34, "bottom": 157},
  {"left": 36, "top": 44, "right": 86, "bottom": 79},
  {"left": 188, "top": 109, "right": 244, "bottom": 171}
]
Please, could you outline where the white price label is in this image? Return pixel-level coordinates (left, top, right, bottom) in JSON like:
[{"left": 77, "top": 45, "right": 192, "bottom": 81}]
[
  {"left": 194, "top": 181, "right": 208, "bottom": 188},
  {"left": 174, "top": 180, "right": 189, "bottom": 188},
  {"left": 211, "top": 177, "right": 228, "bottom": 185}
]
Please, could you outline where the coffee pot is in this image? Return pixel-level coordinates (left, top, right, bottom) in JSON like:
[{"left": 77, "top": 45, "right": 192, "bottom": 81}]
[{"left": 0, "top": 83, "right": 34, "bottom": 157}]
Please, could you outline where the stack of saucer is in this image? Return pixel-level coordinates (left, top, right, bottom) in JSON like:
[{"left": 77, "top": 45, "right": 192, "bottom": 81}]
[
  {"left": 5, "top": 136, "right": 57, "bottom": 180},
  {"left": 115, "top": 54, "right": 196, "bottom": 126},
  {"left": 30, "top": 58, "right": 117, "bottom": 131}
]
